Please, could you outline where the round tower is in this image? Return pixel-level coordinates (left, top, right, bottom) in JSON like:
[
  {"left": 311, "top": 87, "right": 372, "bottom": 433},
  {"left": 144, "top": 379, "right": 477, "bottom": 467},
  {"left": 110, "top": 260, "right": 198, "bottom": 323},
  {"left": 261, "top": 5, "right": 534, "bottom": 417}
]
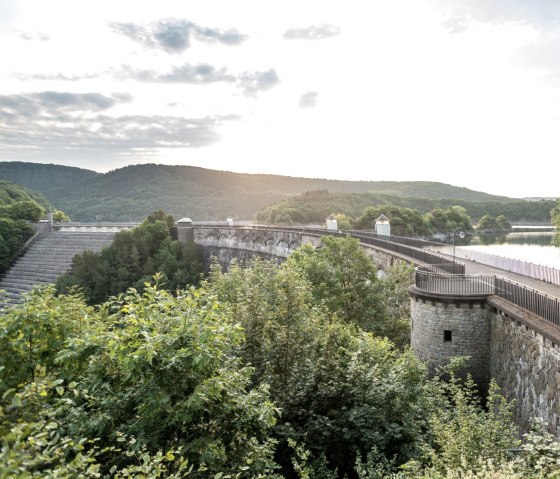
[{"left": 409, "top": 284, "right": 492, "bottom": 389}]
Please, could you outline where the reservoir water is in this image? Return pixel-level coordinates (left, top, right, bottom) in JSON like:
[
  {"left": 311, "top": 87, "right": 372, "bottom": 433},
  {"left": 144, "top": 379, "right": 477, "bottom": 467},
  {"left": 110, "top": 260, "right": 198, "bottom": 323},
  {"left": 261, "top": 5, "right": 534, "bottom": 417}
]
[{"left": 455, "top": 229, "right": 560, "bottom": 269}]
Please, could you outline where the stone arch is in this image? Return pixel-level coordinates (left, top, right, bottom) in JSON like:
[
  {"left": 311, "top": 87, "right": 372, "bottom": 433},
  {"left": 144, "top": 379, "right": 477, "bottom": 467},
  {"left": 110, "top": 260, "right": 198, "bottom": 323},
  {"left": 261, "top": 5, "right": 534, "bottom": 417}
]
[{"left": 289, "top": 241, "right": 301, "bottom": 250}]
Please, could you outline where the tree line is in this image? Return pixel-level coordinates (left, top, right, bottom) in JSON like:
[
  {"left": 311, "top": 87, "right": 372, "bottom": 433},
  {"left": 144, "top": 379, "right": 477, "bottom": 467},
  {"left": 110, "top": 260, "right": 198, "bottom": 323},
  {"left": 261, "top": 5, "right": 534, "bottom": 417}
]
[{"left": 256, "top": 190, "right": 555, "bottom": 229}]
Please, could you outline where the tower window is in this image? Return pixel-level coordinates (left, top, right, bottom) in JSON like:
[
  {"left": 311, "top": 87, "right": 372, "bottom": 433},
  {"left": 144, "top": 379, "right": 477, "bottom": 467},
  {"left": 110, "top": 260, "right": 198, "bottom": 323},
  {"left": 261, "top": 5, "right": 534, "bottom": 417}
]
[{"left": 444, "top": 330, "right": 452, "bottom": 342}]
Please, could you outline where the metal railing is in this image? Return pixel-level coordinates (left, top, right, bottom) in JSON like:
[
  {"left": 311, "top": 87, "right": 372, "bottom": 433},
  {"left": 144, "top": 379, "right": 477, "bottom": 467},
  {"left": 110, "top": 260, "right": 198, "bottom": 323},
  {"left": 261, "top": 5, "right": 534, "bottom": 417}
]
[
  {"left": 414, "top": 267, "right": 560, "bottom": 327},
  {"left": 415, "top": 266, "right": 495, "bottom": 295},
  {"left": 342, "top": 230, "right": 560, "bottom": 287},
  {"left": 495, "top": 276, "right": 560, "bottom": 327}
]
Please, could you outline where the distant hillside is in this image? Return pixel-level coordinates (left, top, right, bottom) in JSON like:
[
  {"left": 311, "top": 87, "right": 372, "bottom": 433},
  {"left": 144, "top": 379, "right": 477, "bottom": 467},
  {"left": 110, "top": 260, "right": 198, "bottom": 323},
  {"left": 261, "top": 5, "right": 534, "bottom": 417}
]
[
  {"left": 256, "top": 190, "right": 556, "bottom": 224},
  {"left": 0, "top": 180, "right": 49, "bottom": 207},
  {"left": 0, "top": 162, "right": 517, "bottom": 221},
  {"left": 0, "top": 162, "right": 101, "bottom": 195}
]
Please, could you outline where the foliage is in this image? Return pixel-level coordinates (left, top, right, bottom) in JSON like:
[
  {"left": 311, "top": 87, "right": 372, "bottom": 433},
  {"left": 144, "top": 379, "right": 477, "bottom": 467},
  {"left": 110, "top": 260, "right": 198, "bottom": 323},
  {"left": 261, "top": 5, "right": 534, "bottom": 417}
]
[
  {"left": 257, "top": 190, "right": 554, "bottom": 227},
  {"left": 0, "top": 283, "right": 281, "bottom": 478},
  {"left": 0, "top": 199, "right": 45, "bottom": 221},
  {"left": 355, "top": 205, "right": 432, "bottom": 236},
  {"left": 0, "top": 217, "right": 34, "bottom": 272},
  {"left": 2, "top": 230, "right": 560, "bottom": 478},
  {"left": 378, "top": 260, "right": 415, "bottom": 349},
  {"left": 0, "top": 179, "right": 50, "bottom": 207},
  {"left": 0, "top": 286, "right": 91, "bottom": 393},
  {"left": 290, "top": 244, "right": 411, "bottom": 348},
  {"left": 57, "top": 211, "right": 205, "bottom": 304},
  {"left": 287, "top": 236, "right": 387, "bottom": 334},
  {"left": 552, "top": 199, "right": 560, "bottom": 247},
  {"left": 0, "top": 181, "right": 70, "bottom": 273},
  {"left": 425, "top": 206, "right": 474, "bottom": 234},
  {"left": 0, "top": 369, "right": 195, "bottom": 478},
  {"left": 391, "top": 371, "right": 560, "bottom": 479},
  {"left": 52, "top": 209, "right": 71, "bottom": 222},
  {"left": 334, "top": 213, "right": 353, "bottom": 230},
  {"left": 204, "top": 253, "right": 428, "bottom": 477},
  {"left": 476, "top": 214, "right": 512, "bottom": 232}
]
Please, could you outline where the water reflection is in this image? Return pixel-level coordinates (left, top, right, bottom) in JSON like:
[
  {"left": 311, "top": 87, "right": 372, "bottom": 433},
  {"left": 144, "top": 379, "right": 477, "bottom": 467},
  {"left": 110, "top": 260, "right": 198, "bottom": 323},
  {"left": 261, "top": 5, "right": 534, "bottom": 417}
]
[
  {"left": 465, "top": 232, "right": 554, "bottom": 247},
  {"left": 457, "top": 231, "right": 560, "bottom": 269}
]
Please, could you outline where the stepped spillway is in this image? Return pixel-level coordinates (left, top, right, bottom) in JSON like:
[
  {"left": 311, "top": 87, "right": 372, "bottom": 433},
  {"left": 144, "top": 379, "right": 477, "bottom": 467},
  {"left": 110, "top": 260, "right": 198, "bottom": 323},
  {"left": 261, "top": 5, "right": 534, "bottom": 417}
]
[{"left": 0, "top": 231, "right": 115, "bottom": 308}]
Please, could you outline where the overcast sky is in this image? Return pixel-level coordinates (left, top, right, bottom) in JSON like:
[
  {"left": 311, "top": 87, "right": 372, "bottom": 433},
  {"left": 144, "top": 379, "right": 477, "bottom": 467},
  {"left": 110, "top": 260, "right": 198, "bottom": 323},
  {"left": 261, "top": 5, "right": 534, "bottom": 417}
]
[{"left": 1, "top": 0, "right": 559, "bottom": 198}]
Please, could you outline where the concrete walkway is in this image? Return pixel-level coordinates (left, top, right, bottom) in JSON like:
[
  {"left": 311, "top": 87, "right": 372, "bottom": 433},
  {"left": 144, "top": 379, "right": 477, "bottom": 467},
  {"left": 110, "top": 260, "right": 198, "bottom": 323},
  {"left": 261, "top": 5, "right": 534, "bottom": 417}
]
[{"left": 456, "top": 258, "right": 560, "bottom": 299}]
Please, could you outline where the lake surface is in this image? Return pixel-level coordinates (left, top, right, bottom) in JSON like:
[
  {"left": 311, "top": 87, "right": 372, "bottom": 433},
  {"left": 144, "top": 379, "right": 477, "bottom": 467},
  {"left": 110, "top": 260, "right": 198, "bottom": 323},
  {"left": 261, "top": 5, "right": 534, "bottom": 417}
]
[{"left": 455, "top": 230, "right": 560, "bottom": 269}]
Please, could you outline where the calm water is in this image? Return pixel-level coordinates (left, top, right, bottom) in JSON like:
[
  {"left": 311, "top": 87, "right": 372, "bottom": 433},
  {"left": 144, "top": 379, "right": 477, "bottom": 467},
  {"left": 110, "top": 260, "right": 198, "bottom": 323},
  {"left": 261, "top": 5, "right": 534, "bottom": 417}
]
[{"left": 455, "top": 230, "right": 560, "bottom": 269}]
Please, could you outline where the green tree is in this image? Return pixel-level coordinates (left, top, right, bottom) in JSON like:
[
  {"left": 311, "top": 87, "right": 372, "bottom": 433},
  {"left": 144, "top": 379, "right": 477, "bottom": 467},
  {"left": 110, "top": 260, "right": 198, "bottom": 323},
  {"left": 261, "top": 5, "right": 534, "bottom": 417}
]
[
  {"left": 334, "top": 213, "right": 353, "bottom": 230},
  {"left": 204, "top": 257, "right": 427, "bottom": 477},
  {"left": 425, "top": 206, "right": 474, "bottom": 234},
  {"left": 0, "top": 200, "right": 45, "bottom": 221},
  {"left": 0, "top": 286, "right": 90, "bottom": 393},
  {"left": 0, "top": 284, "right": 281, "bottom": 478},
  {"left": 552, "top": 199, "right": 560, "bottom": 247},
  {"left": 355, "top": 205, "right": 432, "bottom": 237},
  {"left": 52, "top": 209, "right": 71, "bottom": 222},
  {"left": 287, "top": 236, "right": 387, "bottom": 335},
  {"left": 476, "top": 214, "right": 512, "bottom": 232},
  {"left": 0, "top": 218, "right": 34, "bottom": 271},
  {"left": 57, "top": 211, "right": 205, "bottom": 304}
]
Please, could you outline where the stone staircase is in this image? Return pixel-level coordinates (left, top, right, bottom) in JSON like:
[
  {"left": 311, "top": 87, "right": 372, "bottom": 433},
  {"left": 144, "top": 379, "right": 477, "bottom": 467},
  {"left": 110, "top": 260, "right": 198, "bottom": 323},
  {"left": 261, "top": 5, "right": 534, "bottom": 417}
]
[{"left": 0, "top": 231, "right": 116, "bottom": 308}]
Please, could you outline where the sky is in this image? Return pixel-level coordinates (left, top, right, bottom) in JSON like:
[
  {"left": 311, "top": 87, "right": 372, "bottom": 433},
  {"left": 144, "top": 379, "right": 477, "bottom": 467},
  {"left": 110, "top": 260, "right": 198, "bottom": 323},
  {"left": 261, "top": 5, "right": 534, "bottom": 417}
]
[{"left": 0, "top": 0, "right": 559, "bottom": 198}]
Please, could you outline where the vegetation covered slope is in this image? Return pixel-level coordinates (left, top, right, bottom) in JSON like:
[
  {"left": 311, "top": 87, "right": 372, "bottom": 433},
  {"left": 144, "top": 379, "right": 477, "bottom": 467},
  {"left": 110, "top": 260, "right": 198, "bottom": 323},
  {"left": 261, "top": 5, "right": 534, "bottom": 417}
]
[
  {"left": 256, "top": 190, "right": 555, "bottom": 225},
  {"left": 0, "top": 161, "right": 101, "bottom": 195},
  {"left": 0, "top": 179, "right": 49, "bottom": 207},
  {"left": 0, "top": 181, "right": 52, "bottom": 272},
  {"left": 0, "top": 162, "right": 515, "bottom": 221}
]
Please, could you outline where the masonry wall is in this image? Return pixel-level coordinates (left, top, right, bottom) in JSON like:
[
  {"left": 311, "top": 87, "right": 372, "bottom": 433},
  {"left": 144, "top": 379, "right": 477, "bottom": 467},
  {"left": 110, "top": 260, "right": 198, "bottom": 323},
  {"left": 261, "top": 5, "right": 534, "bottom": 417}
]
[
  {"left": 199, "top": 245, "right": 284, "bottom": 270},
  {"left": 489, "top": 297, "right": 560, "bottom": 437},
  {"left": 410, "top": 290, "right": 560, "bottom": 438},
  {"left": 409, "top": 288, "right": 492, "bottom": 388}
]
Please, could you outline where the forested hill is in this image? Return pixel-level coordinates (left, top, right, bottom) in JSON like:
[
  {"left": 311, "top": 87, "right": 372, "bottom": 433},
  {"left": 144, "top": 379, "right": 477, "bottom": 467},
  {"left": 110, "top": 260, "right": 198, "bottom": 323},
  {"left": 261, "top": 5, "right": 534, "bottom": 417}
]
[
  {"left": 0, "top": 162, "right": 514, "bottom": 221},
  {"left": 0, "top": 162, "right": 101, "bottom": 195},
  {"left": 0, "top": 180, "right": 49, "bottom": 207},
  {"left": 256, "top": 190, "right": 556, "bottom": 224}
]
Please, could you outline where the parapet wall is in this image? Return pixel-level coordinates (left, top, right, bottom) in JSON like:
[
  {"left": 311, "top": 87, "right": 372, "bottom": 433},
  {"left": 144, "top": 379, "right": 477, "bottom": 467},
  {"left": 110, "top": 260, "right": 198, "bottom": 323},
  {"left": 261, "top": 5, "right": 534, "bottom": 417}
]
[
  {"left": 189, "top": 226, "right": 415, "bottom": 271},
  {"left": 189, "top": 226, "right": 322, "bottom": 268}
]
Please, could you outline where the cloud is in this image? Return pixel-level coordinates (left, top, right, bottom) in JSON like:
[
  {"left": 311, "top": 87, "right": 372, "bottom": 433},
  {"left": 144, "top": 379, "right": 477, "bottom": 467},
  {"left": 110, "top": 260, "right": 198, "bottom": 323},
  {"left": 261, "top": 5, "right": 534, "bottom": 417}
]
[
  {"left": 0, "top": 91, "right": 131, "bottom": 118},
  {"left": 298, "top": 91, "right": 318, "bottom": 109},
  {"left": 434, "top": 1, "right": 560, "bottom": 85},
  {"left": 15, "top": 72, "right": 101, "bottom": 81},
  {"left": 436, "top": 0, "right": 560, "bottom": 32},
  {"left": 119, "top": 63, "right": 233, "bottom": 84},
  {"left": 118, "top": 64, "right": 280, "bottom": 96},
  {"left": 16, "top": 31, "right": 50, "bottom": 41},
  {"left": 110, "top": 18, "right": 247, "bottom": 53},
  {"left": 283, "top": 24, "right": 341, "bottom": 41},
  {"left": 237, "top": 69, "right": 281, "bottom": 97},
  {"left": 0, "top": 91, "right": 239, "bottom": 157}
]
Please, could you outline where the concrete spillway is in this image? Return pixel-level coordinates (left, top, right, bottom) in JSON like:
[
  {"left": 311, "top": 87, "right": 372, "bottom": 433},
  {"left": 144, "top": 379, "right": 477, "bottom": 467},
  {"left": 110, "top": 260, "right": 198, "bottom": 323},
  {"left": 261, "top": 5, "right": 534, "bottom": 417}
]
[{"left": 0, "top": 231, "right": 115, "bottom": 308}]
